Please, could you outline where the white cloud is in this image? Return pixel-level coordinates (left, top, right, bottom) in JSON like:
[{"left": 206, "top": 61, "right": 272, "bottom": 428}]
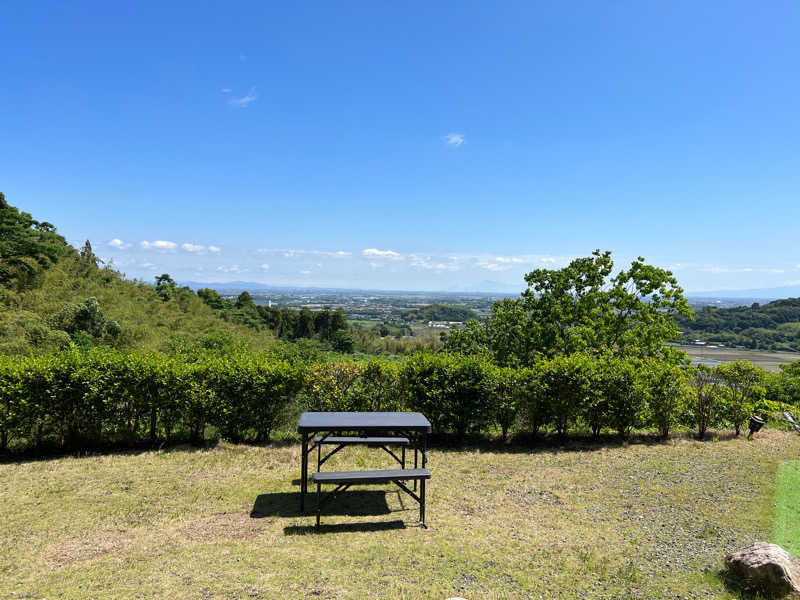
[
  {"left": 443, "top": 133, "right": 465, "bottom": 147},
  {"left": 141, "top": 262, "right": 155, "bottom": 268},
  {"left": 300, "top": 269, "right": 311, "bottom": 275},
  {"left": 221, "top": 88, "right": 232, "bottom": 93},
  {"left": 362, "top": 248, "right": 403, "bottom": 260},
  {"left": 216, "top": 265, "right": 246, "bottom": 273},
  {"left": 140, "top": 240, "right": 177, "bottom": 251},
  {"left": 259, "top": 248, "right": 352, "bottom": 259},
  {"left": 229, "top": 87, "right": 257, "bottom": 108},
  {"left": 108, "top": 238, "right": 131, "bottom": 249},
  {"left": 409, "top": 254, "right": 460, "bottom": 272},
  {"left": 261, "top": 264, "right": 270, "bottom": 271},
  {"left": 182, "top": 243, "right": 205, "bottom": 253},
  {"left": 208, "top": 245, "right": 221, "bottom": 253}
]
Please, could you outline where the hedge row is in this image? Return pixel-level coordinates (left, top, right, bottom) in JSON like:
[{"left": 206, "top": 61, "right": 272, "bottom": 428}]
[{"left": 0, "top": 350, "right": 791, "bottom": 451}]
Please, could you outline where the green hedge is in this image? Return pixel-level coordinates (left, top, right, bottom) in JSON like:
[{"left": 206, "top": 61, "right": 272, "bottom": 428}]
[
  {"left": 0, "top": 349, "right": 303, "bottom": 450},
  {"left": 0, "top": 349, "right": 793, "bottom": 452}
]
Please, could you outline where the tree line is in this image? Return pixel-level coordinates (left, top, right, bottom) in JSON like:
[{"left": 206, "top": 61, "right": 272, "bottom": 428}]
[{"left": 675, "top": 298, "right": 800, "bottom": 352}]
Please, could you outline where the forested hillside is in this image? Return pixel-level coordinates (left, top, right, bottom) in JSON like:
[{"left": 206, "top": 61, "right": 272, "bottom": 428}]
[
  {"left": 0, "top": 193, "right": 274, "bottom": 355},
  {"left": 676, "top": 298, "right": 800, "bottom": 351}
]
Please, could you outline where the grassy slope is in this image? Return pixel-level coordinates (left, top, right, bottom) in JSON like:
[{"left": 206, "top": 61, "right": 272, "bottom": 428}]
[
  {"left": 0, "top": 255, "right": 273, "bottom": 354},
  {"left": 773, "top": 459, "right": 800, "bottom": 556},
  {"left": 1, "top": 430, "right": 798, "bottom": 599}
]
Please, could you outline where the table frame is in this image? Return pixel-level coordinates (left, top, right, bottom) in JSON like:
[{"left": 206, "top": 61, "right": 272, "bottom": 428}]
[{"left": 298, "top": 412, "right": 431, "bottom": 513}]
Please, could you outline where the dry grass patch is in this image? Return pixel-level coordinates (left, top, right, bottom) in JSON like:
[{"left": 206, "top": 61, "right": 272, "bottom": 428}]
[
  {"left": 42, "top": 529, "right": 134, "bottom": 567},
  {"left": 173, "top": 512, "right": 267, "bottom": 543},
  {"left": 2, "top": 431, "right": 799, "bottom": 599}
]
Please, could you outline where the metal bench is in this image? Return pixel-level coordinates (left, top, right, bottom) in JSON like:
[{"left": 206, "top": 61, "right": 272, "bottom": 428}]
[
  {"left": 312, "top": 468, "right": 431, "bottom": 528},
  {"left": 313, "top": 435, "right": 411, "bottom": 471}
]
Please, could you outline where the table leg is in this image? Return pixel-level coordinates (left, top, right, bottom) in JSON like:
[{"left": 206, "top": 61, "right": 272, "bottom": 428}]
[
  {"left": 301, "top": 431, "right": 308, "bottom": 513},
  {"left": 413, "top": 435, "right": 418, "bottom": 490}
]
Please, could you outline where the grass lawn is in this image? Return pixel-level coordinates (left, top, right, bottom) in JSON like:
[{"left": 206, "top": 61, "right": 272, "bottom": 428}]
[
  {"left": 2, "top": 430, "right": 799, "bottom": 599},
  {"left": 773, "top": 459, "right": 800, "bottom": 557}
]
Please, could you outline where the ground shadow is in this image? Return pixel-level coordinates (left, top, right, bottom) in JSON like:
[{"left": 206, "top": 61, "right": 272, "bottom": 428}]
[
  {"left": 0, "top": 438, "right": 221, "bottom": 465},
  {"left": 251, "top": 490, "right": 396, "bottom": 519},
  {"left": 284, "top": 520, "right": 407, "bottom": 535},
  {"left": 715, "top": 568, "right": 776, "bottom": 599}
]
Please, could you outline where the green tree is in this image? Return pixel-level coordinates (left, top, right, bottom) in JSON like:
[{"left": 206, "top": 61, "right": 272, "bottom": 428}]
[
  {"left": 0, "top": 192, "right": 69, "bottom": 290},
  {"left": 155, "top": 274, "right": 176, "bottom": 301},
  {"left": 487, "top": 250, "right": 693, "bottom": 365}
]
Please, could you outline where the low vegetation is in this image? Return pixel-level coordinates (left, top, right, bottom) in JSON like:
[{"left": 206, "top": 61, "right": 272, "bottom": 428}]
[
  {"left": 773, "top": 459, "right": 800, "bottom": 558},
  {"left": 2, "top": 431, "right": 798, "bottom": 599}
]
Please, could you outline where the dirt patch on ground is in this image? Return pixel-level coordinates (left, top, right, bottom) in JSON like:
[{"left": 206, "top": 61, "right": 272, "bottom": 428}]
[
  {"left": 42, "top": 530, "right": 133, "bottom": 567},
  {"left": 173, "top": 512, "right": 266, "bottom": 543}
]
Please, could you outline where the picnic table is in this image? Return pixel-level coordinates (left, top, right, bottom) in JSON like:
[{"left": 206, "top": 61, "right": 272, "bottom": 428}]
[{"left": 298, "top": 411, "right": 432, "bottom": 527}]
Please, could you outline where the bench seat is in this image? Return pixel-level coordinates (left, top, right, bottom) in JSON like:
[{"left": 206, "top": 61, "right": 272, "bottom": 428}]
[
  {"left": 312, "top": 468, "right": 430, "bottom": 485},
  {"left": 313, "top": 436, "right": 410, "bottom": 446},
  {"left": 312, "top": 468, "right": 431, "bottom": 528}
]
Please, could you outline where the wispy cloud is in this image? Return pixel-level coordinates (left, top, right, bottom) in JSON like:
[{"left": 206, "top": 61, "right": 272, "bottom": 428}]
[
  {"left": 182, "top": 243, "right": 205, "bottom": 253},
  {"left": 257, "top": 248, "right": 351, "bottom": 259},
  {"left": 474, "top": 254, "right": 569, "bottom": 272},
  {"left": 140, "top": 240, "right": 177, "bottom": 251},
  {"left": 261, "top": 264, "right": 270, "bottom": 271},
  {"left": 220, "top": 88, "right": 232, "bottom": 93},
  {"left": 443, "top": 133, "right": 465, "bottom": 147},
  {"left": 108, "top": 238, "right": 131, "bottom": 249},
  {"left": 229, "top": 87, "right": 257, "bottom": 108},
  {"left": 208, "top": 245, "right": 221, "bottom": 253},
  {"left": 409, "top": 254, "right": 461, "bottom": 272},
  {"left": 362, "top": 248, "right": 403, "bottom": 260},
  {"left": 216, "top": 265, "right": 246, "bottom": 273}
]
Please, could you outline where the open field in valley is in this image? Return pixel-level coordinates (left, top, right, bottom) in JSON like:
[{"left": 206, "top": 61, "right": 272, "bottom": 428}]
[
  {"left": 2, "top": 430, "right": 799, "bottom": 599},
  {"left": 677, "top": 345, "right": 799, "bottom": 372}
]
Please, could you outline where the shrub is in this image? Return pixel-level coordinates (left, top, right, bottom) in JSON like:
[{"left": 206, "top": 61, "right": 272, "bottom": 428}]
[
  {"left": 399, "top": 353, "right": 492, "bottom": 437},
  {"left": 643, "top": 360, "right": 689, "bottom": 439},
  {"left": 537, "top": 354, "right": 595, "bottom": 437},
  {"left": 716, "top": 361, "right": 766, "bottom": 436},
  {"left": 687, "top": 365, "right": 725, "bottom": 439}
]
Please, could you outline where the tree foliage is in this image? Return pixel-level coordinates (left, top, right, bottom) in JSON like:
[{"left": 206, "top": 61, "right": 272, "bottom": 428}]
[
  {"left": 446, "top": 250, "right": 693, "bottom": 366},
  {"left": 0, "top": 192, "right": 69, "bottom": 290}
]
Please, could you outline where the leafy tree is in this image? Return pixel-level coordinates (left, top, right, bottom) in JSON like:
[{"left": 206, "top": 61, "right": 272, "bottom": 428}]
[
  {"left": 236, "top": 291, "right": 255, "bottom": 309},
  {"left": 48, "top": 297, "right": 122, "bottom": 346},
  {"left": 155, "top": 274, "right": 176, "bottom": 301},
  {"left": 0, "top": 192, "right": 69, "bottom": 290},
  {"left": 443, "top": 319, "right": 490, "bottom": 357},
  {"left": 486, "top": 250, "right": 692, "bottom": 365}
]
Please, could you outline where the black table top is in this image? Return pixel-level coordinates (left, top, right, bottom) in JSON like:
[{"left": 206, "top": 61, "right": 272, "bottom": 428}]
[{"left": 298, "top": 411, "right": 431, "bottom": 433}]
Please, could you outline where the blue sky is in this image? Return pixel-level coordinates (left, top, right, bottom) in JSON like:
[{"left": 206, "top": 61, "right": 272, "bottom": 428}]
[{"left": 2, "top": 1, "right": 800, "bottom": 292}]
